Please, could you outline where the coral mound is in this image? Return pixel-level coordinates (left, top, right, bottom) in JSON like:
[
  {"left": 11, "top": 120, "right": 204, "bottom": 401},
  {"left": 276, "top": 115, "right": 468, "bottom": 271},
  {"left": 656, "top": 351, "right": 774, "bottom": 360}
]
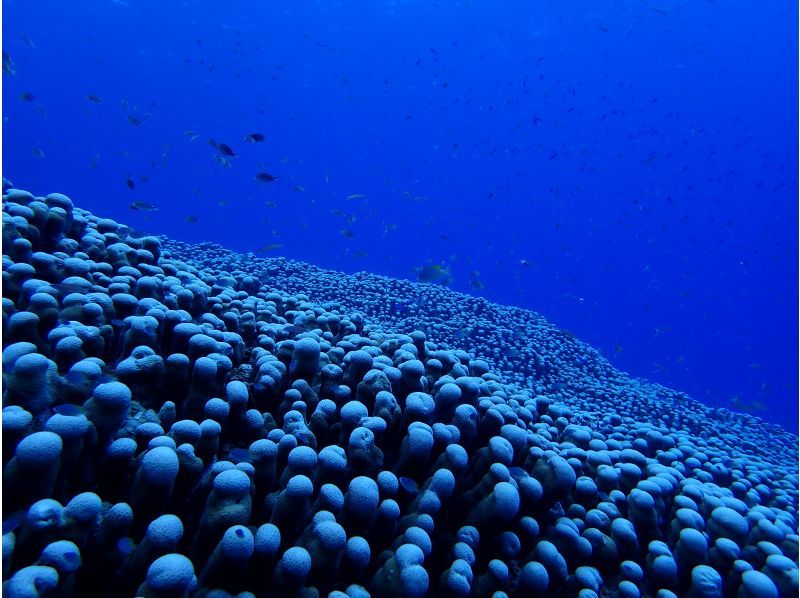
[{"left": 2, "top": 187, "right": 798, "bottom": 597}]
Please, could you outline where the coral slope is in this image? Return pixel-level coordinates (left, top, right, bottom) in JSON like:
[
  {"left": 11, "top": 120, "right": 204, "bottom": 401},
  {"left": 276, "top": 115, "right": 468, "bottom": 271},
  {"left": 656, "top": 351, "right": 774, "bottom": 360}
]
[{"left": 2, "top": 188, "right": 798, "bottom": 597}]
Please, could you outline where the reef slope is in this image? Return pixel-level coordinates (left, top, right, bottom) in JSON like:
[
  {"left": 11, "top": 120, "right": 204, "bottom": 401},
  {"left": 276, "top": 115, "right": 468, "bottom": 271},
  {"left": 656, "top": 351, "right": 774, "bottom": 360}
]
[{"left": 2, "top": 188, "right": 798, "bottom": 597}]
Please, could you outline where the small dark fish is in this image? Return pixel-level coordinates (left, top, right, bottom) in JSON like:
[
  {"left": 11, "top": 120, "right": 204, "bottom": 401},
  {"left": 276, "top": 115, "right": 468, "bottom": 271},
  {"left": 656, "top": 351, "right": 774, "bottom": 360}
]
[
  {"left": 218, "top": 200, "right": 230, "bottom": 207},
  {"left": 184, "top": 215, "right": 199, "bottom": 224},
  {"left": 218, "top": 143, "right": 236, "bottom": 157},
  {"left": 229, "top": 448, "right": 250, "bottom": 463},
  {"left": 392, "top": 301, "right": 410, "bottom": 315},
  {"left": 61, "top": 369, "right": 104, "bottom": 388},
  {"left": 20, "top": 33, "right": 35, "bottom": 47},
  {"left": 416, "top": 264, "right": 452, "bottom": 286},
  {"left": 214, "top": 155, "right": 232, "bottom": 168},
  {"left": 652, "top": 363, "right": 669, "bottom": 375},
  {"left": 31, "top": 148, "right": 45, "bottom": 158},
  {"left": 257, "top": 243, "right": 284, "bottom": 253},
  {"left": 519, "top": 259, "right": 534, "bottom": 268},
  {"left": 130, "top": 201, "right": 158, "bottom": 211},
  {"left": 255, "top": 172, "right": 278, "bottom": 183},
  {"left": 87, "top": 94, "right": 104, "bottom": 103},
  {"left": 52, "top": 280, "right": 93, "bottom": 296},
  {"left": 398, "top": 476, "right": 418, "bottom": 495},
  {"left": 340, "top": 229, "right": 355, "bottom": 238},
  {"left": 20, "top": 92, "right": 35, "bottom": 102},
  {"left": 469, "top": 279, "right": 485, "bottom": 290},
  {"left": 245, "top": 132, "right": 266, "bottom": 143},
  {"left": 53, "top": 403, "right": 85, "bottom": 416},
  {"left": 127, "top": 115, "right": 144, "bottom": 126},
  {"left": 125, "top": 177, "right": 135, "bottom": 190},
  {"left": 2, "top": 513, "right": 23, "bottom": 536},
  {"left": 117, "top": 537, "right": 135, "bottom": 556},
  {"left": 3, "top": 52, "right": 15, "bottom": 75},
  {"left": 281, "top": 325, "right": 306, "bottom": 338},
  {"left": 729, "top": 395, "right": 767, "bottom": 413},
  {"left": 641, "top": 151, "right": 657, "bottom": 165},
  {"left": 117, "top": 225, "right": 146, "bottom": 239}
]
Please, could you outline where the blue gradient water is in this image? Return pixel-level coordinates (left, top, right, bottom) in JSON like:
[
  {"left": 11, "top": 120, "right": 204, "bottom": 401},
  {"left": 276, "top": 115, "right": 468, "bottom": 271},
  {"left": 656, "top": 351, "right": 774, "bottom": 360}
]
[{"left": 3, "top": 0, "right": 797, "bottom": 431}]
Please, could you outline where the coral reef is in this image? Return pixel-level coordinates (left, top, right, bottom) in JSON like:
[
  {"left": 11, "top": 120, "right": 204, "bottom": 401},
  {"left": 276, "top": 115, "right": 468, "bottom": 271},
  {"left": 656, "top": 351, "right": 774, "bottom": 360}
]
[{"left": 2, "top": 187, "right": 798, "bottom": 597}]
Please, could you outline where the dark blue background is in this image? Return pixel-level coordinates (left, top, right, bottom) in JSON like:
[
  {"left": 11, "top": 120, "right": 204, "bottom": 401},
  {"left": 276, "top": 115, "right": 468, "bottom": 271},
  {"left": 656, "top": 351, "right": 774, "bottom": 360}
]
[{"left": 3, "top": 0, "right": 797, "bottom": 430}]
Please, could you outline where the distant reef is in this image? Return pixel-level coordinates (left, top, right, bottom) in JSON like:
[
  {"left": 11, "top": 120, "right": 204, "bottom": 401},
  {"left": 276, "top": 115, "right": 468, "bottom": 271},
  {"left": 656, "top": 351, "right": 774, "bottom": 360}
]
[{"left": 2, "top": 186, "right": 797, "bottom": 597}]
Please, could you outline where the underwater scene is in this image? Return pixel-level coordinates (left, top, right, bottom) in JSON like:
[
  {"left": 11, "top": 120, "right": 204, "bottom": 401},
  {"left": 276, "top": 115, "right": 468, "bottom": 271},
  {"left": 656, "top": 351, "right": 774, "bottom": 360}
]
[{"left": 1, "top": 0, "right": 798, "bottom": 597}]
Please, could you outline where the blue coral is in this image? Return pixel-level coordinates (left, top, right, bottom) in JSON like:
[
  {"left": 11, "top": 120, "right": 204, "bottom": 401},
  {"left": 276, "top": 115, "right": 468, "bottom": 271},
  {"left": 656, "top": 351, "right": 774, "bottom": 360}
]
[{"left": 0, "top": 189, "right": 798, "bottom": 597}]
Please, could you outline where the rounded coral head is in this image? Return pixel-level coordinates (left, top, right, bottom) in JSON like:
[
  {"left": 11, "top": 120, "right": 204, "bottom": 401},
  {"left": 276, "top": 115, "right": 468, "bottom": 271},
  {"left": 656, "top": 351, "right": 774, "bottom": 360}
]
[
  {"left": 65, "top": 492, "right": 102, "bottom": 523},
  {"left": 285, "top": 474, "right": 314, "bottom": 498},
  {"left": 213, "top": 468, "right": 251, "bottom": 498},
  {"left": 347, "top": 476, "right": 379, "bottom": 511},
  {"left": 146, "top": 514, "right": 184, "bottom": 550},
  {"left": 8, "top": 566, "right": 60, "bottom": 597},
  {"left": 147, "top": 553, "right": 195, "bottom": 592},
  {"left": 315, "top": 520, "right": 347, "bottom": 552},
  {"left": 91, "top": 381, "right": 132, "bottom": 410},
  {"left": 293, "top": 337, "right": 321, "bottom": 359},
  {"left": 39, "top": 540, "right": 81, "bottom": 574},
  {"left": 281, "top": 546, "right": 312, "bottom": 579},
  {"left": 221, "top": 525, "right": 255, "bottom": 560},
  {"left": 140, "top": 446, "right": 179, "bottom": 485},
  {"left": 15, "top": 431, "right": 62, "bottom": 467},
  {"left": 3, "top": 405, "right": 33, "bottom": 432}
]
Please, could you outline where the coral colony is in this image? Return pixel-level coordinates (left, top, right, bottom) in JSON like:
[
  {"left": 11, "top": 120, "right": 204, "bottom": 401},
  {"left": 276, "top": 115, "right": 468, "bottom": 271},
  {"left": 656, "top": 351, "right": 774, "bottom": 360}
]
[{"left": 1, "top": 187, "right": 798, "bottom": 597}]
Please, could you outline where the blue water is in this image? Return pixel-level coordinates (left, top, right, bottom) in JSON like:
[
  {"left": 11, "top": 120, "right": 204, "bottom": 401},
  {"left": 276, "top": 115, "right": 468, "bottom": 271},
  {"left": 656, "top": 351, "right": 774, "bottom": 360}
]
[{"left": 3, "top": 0, "right": 797, "bottom": 431}]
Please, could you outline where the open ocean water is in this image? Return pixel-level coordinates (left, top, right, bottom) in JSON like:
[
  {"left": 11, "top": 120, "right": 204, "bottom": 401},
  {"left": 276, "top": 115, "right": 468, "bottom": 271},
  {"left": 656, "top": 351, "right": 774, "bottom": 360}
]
[
  {"left": 1, "top": 1, "right": 798, "bottom": 597},
  {"left": 3, "top": 0, "right": 798, "bottom": 432}
]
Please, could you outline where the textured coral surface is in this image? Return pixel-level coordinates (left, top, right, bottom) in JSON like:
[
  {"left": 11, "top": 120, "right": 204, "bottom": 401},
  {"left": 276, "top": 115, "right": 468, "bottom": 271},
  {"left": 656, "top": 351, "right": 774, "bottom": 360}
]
[{"left": 2, "top": 188, "right": 798, "bottom": 597}]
